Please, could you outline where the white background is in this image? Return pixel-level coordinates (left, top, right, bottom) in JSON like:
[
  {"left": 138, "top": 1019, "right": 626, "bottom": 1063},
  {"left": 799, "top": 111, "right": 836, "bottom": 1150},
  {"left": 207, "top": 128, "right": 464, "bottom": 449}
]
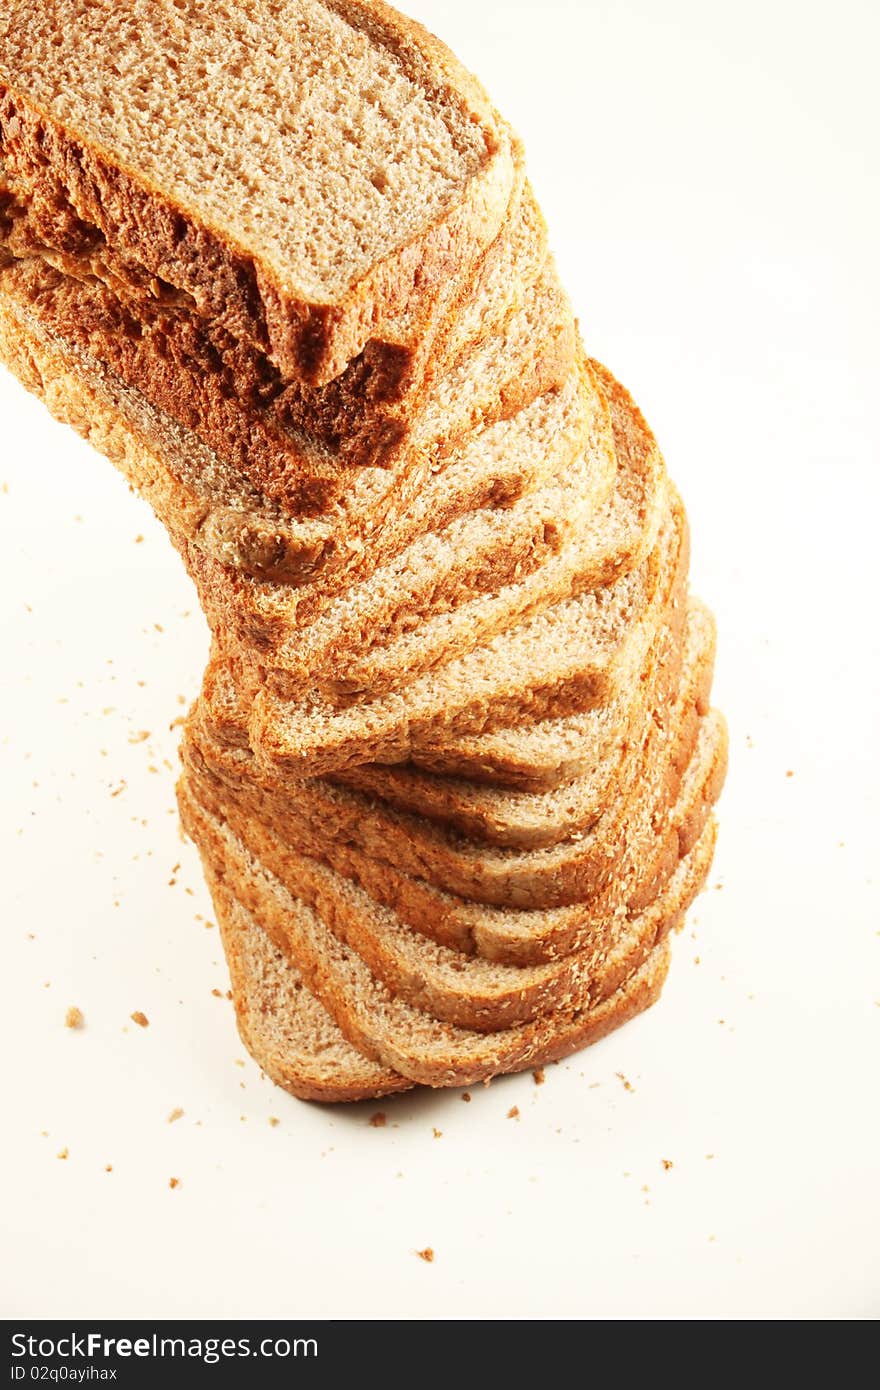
[{"left": 1, "top": 0, "right": 878, "bottom": 1320}]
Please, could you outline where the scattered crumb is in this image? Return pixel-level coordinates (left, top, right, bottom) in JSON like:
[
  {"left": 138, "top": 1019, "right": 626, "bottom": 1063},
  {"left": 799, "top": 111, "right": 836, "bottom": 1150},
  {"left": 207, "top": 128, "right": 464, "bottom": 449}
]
[
  {"left": 234, "top": 1058, "right": 245, "bottom": 1068},
  {"left": 369, "top": 1112, "right": 387, "bottom": 1128},
  {"left": 785, "top": 769, "right": 794, "bottom": 778},
  {"left": 104, "top": 1165, "right": 113, "bottom": 1173},
  {"left": 134, "top": 534, "right": 143, "bottom": 544},
  {"left": 57, "top": 1148, "right": 69, "bottom": 1160},
  {"left": 507, "top": 1106, "right": 520, "bottom": 1120},
  {"left": 130, "top": 1011, "right": 149, "bottom": 1028},
  {"left": 65, "top": 1006, "right": 84, "bottom": 1030},
  {"left": 432, "top": 1128, "right": 442, "bottom": 1139},
  {"left": 616, "top": 1072, "right": 635, "bottom": 1093},
  {"left": 641, "top": 1184, "right": 650, "bottom": 1193},
  {"left": 168, "top": 1177, "right": 180, "bottom": 1190},
  {"left": 705, "top": 1153, "right": 715, "bottom": 1160},
  {"left": 532, "top": 1068, "right": 545, "bottom": 1086},
  {"left": 694, "top": 955, "right": 701, "bottom": 965},
  {"left": 167, "top": 1108, "right": 184, "bottom": 1124},
  {"left": 416, "top": 1248, "right": 434, "bottom": 1264},
  {"left": 169, "top": 715, "right": 186, "bottom": 731},
  {"left": 661, "top": 1158, "right": 674, "bottom": 1171},
  {"left": 110, "top": 781, "right": 126, "bottom": 798},
  {"left": 708, "top": 1234, "right": 717, "bottom": 1243},
  {"left": 461, "top": 1092, "right": 471, "bottom": 1103},
  {"left": 127, "top": 730, "right": 150, "bottom": 744},
  {"left": 268, "top": 1116, "right": 280, "bottom": 1128}
]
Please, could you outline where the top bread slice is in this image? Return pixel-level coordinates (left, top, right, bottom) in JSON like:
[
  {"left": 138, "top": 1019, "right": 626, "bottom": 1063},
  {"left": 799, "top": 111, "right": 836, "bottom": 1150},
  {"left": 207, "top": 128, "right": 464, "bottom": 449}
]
[{"left": 0, "top": 0, "right": 518, "bottom": 385}]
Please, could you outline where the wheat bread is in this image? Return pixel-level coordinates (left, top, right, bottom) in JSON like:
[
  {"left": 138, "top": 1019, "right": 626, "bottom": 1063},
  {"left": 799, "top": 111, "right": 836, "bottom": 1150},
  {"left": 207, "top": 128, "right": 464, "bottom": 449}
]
[
  {"left": 184, "top": 761, "right": 717, "bottom": 1034},
  {"left": 209, "top": 867, "right": 675, "bottom": 1095},
  {"left": 178, "top": 690, "right": 724, "bottom": 1028},
  {"left": 0, "top": 270, "right": 590, "bottom": 584},
  {"left": 184, "top": 358, "right": 597, "bottom": 631},
  {"left": 193, "top": 827, "right": 677, "bottom": 1088},
  {"left": 216, "top": 884, "right": 411, "bottom": 1102},
  {"left": 250, "top": 356, "right": 660, "bottom": 695},
  {"left": 254, "top": 416, "right": 619, "bottom": 695},
  {"left": 339, "top": 599, "right": 715, "bottom": 837},
  {"left": 0, "top": 0, "right": 519, "bottom": 384},
  {"left": 227, "top": 489, "right": 685, "bottom": 781},
  {"left": 0, "top": 185, "right": 559, "bottom": 482},
  {"left": 184, "top": 607, "right": 713, "bottom": 912}
]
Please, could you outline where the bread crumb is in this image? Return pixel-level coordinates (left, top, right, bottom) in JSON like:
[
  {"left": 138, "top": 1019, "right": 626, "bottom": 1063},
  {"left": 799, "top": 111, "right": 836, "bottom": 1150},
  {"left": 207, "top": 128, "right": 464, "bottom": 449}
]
[
  {"left": 369, "top": 1112, "right": 387, "bottom": 1128},
  {"left": 532, "top": 1067, "right": 545, "bottom": 1085},
  {"left": 432, "top": 1128, "right": 442, "bottom": 1139},
  {"left": 268, "top": 1116, "right": 280, "bottom": 1128},
  {"left": 134, "top": 534, "right": 143, "bottom": 543},
  {"left": 127, "top": 730, "right": 150, "bottom": 744},
  {"left": 708, "top": 1234, "right": 717, "bottom": 1243},
  {"left": 416, "top": 1248, "right": 434, "bottom": 1263},
  {"left": 167, "top": 1108, "right": 184, "bottom": 1124},
  {"left": 507, "top": 1106, "right": 520, "bottom": 1120},
  {"left": 105, "top": 1164, "right": 113, "bottom": 1173},
  {"left": 168, "top": 1177, "right": 180, "bottom": 1190},
  {"left": 705, "top": 1153, "right": 715, "bottom": 1160},
  {"left": 785, "top": 769, "right": 794, "bottom": 778},
  {"left": 130, "top": 1011, "right": 149, "bottom": 1028},
  {"left": 57, "top": 1147, "right": 69, "bottom": 1160},
  {"left": 65, "top": 1006, "right": 84, "bottom": 1029},
  {"left": 461, "top": 1092, "right": 471, "bottom": 1103},
  {"left": 211, "top": 988, "right": 223, "bottom": 998},
  {"left": 661, "top": 1158, "right": 673, "bottom": 1171},
  {"left": 616, "top": 1072, "right": 635, "bottom": 1093}
]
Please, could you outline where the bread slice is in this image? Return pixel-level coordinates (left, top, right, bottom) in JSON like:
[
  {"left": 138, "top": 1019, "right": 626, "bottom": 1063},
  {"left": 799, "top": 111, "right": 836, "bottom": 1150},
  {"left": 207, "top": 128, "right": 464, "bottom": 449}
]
[
  {"left": 229, "top": 488, "right": 685, "bottom": 781},
  {"left": 192, "top": 829, "right": 680, "bottom": 1088},
  {"left": 209, "top": 874, "right": 676, "bottom": 1097},
  {"left": 255, "top": 412, "right": 619, "bottom": 695},
  {"left": 185, "top": 601, "right": 715, "bottom": 913},
  {"left": 0, "top": 0, "right": 518, "bottom": 384},
  {"left": 179, "top": 678, "right": 725, "bottom": 1025},
  {"left": 185, "top": 358, "right": 599, "bottom": 635},
  {"left": 0, "top": 183, "right": 559, "bottom": 488},
  {"left": 336, "top": 599, "right": 715, "bottom": 841},
  {"left": 262, "top": 359, "right": 665, "bottom": 699},
  {"left": 216, "top": 884, "right": 411, "bottom": 1103},
  {"left": 0, "top": 271, "right": 589, "bottom": 584},
  {"left": 189, "top": 774, "right": 717, "bottom": 1033}
]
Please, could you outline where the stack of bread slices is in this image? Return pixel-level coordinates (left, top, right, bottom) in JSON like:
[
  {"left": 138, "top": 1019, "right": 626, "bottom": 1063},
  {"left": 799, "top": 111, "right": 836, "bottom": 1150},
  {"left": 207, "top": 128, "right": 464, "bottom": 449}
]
[{"left": 0, "top": 0, "right": 726, "bottom": 1101}]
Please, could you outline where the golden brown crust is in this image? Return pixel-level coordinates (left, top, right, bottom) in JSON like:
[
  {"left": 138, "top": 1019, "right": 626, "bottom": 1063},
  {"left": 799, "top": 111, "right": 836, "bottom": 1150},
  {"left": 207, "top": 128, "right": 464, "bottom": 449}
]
[{"left": 0, "top": 0, "right": 521, "bottom": 383}]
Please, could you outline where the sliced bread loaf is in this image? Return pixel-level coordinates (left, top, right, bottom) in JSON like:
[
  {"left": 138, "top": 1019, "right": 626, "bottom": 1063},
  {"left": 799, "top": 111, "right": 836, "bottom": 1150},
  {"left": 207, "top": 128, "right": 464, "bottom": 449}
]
[
  {"left": 345, "top": 598, "right": 714, "bottom": 829},
  {"left": 0, "top": 180, "right": 556, "bottom": 481},
  {"left": 264, "top": 360, "right": 666, "bottom": 699},
  {"left": 193, "top": 830, "right": 678, "bottom": 1088},
  {"left": 255, "top": 411, "right": 619, "bottom": 695},
  {"left": 185, "top": 607, "right": 712, "bottom": 912},
  {"left": 179, "top": 692, "right": 724, "bottom": 1028},
  {"left": 0, "top": 271, "right": 590, "bottom": 584},
  {"left": 235, "top": 490, "right": 685, "bottom": 781},
  {"left": 186, "top": 358, "right": 596, "bottom": 630},
  {"left": 0, "top": 0, "right": 518, "bottom": 383}
]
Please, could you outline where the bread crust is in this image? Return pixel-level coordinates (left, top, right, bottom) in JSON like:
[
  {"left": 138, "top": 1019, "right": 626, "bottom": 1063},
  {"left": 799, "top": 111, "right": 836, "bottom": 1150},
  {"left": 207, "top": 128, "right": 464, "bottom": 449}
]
[{"left": 0, "top": 0, "right": 520, "bottom": 384}]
